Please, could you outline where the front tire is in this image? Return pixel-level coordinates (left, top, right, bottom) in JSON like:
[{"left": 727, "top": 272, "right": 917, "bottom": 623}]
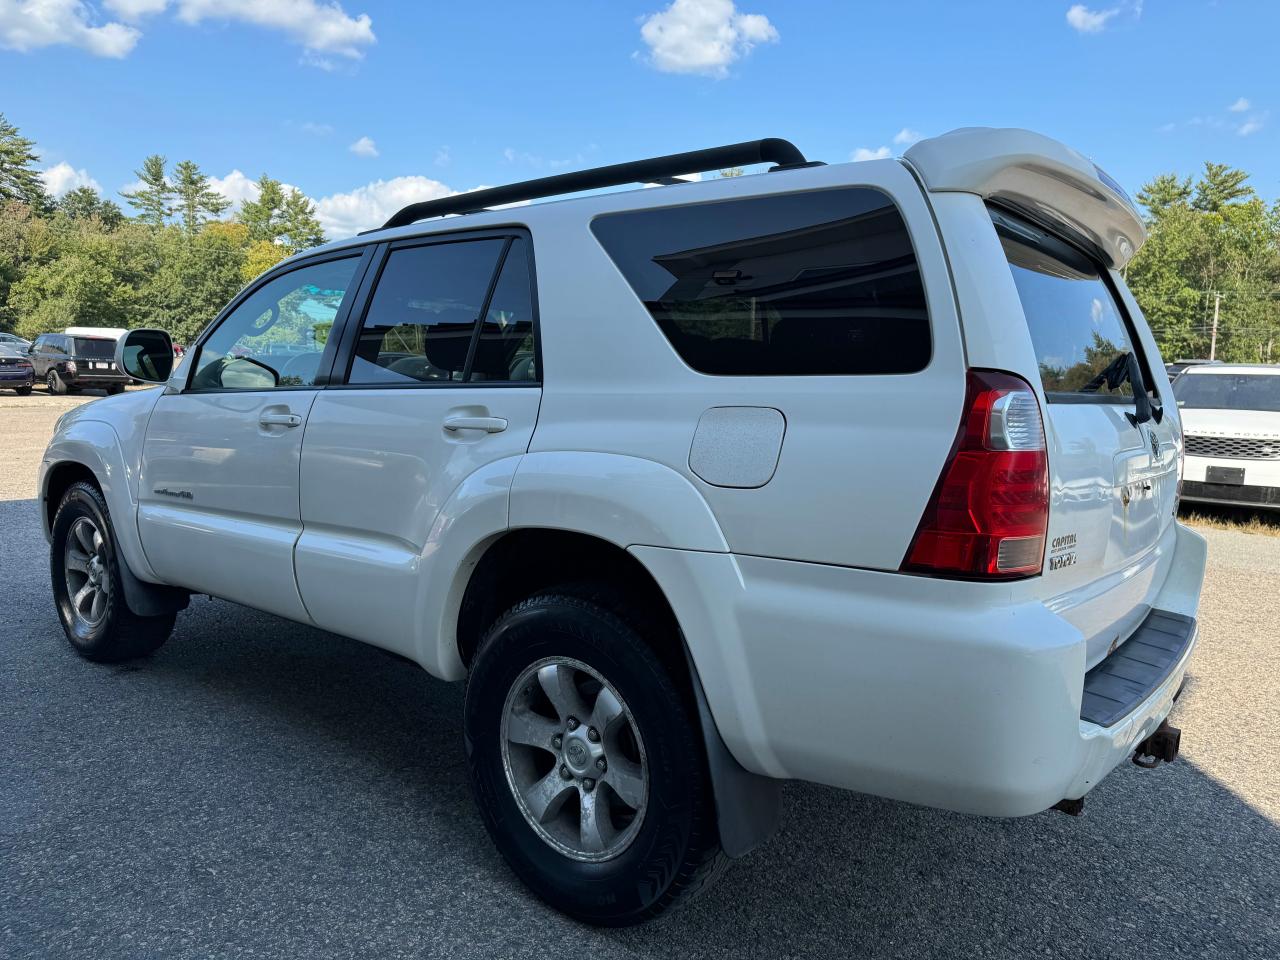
[
  {"left": 464, "top": 593, "right": 724, "bottom": 926},
  {"left": 50, "top": 481, "right": 175, "bottom": 662}
]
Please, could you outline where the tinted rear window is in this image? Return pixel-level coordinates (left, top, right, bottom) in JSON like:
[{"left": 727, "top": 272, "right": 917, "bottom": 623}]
[
  {"left": 993, "top": 208, "right": 1144, "bottom": 401},
  {"left": 73, "top": 337, "right": 115, "bottom": 359},
  {"left": 591, "top": 188, "right": 930, "bottom": 376},
  {"left": 1174, "top": 373, "right": 1280, "bottom": 412}
]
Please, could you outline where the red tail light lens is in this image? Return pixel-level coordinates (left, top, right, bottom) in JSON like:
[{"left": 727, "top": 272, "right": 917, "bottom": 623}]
[{"left": 903, "top": 369, "right": 1049, "bottom": 579}]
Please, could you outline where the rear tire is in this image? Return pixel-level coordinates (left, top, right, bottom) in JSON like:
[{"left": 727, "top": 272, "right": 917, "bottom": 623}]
[
  {"left": 46, "top": 371, "right": 65, "bottom": 395},
  {"left": 15, "top": 384, "right": 31, "bottom": 396},
  {"left": 107, "top": 384, "right": 125, "bottom": 395},
  {"left": 50, "top": 481, "right": 175, "bottom": 663},
  {"left": 464, "top": 592, "right": 725, "bottom": 926}
]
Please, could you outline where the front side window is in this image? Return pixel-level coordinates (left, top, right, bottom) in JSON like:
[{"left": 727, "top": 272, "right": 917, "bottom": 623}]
[
  {"left": 190, "top": 257, "right": 361, "bottom": 391},
  {"left": 591, "top": 188, "right": 931, "bottom": 376},
  {"left": 347, "top": 237, "right": 534, "bottom": 385},
  {"left": 994, "top": 208, "right": 1148, "bottom": 401}
]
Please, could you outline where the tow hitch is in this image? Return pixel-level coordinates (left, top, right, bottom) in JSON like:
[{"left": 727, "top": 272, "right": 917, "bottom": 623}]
[{"left": 1132, "top": 720, "right": 1181, "bottom": 769}]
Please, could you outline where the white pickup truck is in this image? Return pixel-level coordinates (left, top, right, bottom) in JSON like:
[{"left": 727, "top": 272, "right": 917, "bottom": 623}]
[{"left": 40, "top": 129, "right": 1206, "bottom": 925}]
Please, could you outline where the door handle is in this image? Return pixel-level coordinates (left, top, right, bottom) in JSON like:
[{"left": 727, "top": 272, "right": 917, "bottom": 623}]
[
  {"left": 443, "top": 416, "right": 508, "bottom": 434},
  {"left": 259, "top": 412, "right": 302, "bottom": 428}
]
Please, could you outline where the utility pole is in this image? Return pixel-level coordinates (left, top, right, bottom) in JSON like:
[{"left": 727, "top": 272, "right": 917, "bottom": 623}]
[{"left": 1209, "top": 292, "right": 1221, "bottom": 361}]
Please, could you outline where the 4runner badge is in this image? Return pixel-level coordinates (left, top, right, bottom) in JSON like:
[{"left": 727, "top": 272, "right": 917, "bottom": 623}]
[{"left": 1149, "top": 430, "right": 1161, "bottom": 461}]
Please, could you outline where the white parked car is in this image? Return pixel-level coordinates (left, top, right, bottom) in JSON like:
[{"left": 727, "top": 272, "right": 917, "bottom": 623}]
[
  {"left": 1176, "top": 363, "right": 1280, "bottom": 509},
  {"left": 40, "top": 129, "right": 1206, "bottom": 925}
]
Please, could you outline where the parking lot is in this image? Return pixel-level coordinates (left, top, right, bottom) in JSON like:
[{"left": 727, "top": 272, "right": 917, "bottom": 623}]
[{"left": 2, "top": 390, "right": 1277, "bottom": 960}]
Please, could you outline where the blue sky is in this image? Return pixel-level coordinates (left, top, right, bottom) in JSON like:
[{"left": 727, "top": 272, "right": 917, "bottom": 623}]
[{"left": 2, "top": 0, "right": 1276, "bottom": 237}]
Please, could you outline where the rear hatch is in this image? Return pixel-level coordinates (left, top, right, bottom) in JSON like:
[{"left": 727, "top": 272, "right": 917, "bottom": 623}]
[
  {"left": 72, "top": 336, "right": 122, "bottom": 374},
  {"left": 992, "top": 208, "right": 1179, "bottom": 667}
]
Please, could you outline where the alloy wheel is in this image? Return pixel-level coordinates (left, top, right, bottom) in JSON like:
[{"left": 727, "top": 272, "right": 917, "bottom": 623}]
[{"left": 63, "top": 516, "right": 110, "bottom": 628}]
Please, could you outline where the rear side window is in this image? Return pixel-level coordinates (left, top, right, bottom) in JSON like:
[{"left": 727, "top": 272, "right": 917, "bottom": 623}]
[
  {"left": 993, "top": 208, "right": 1147, "bottom": 401},
  {"left": 591, "top": 188, "right": 930, "bottom": 376}
]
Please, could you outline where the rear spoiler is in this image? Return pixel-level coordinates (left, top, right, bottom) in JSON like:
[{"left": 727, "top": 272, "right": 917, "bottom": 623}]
[{"left": 904, "top": 127, "right": 1146, "bottom": 270}]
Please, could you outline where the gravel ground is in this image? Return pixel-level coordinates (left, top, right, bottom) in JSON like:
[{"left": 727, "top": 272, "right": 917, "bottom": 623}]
[{"left": 2, "top": 394, "right": 1278, "bottom": 959}]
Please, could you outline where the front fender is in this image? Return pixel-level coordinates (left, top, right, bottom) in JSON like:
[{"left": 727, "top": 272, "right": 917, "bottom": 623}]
[
  {"left": 41, "top": 419, "right": 160, "bottom": 583},
  {"left": 509, "top": 451, "right": 730, "bottom": 553}
]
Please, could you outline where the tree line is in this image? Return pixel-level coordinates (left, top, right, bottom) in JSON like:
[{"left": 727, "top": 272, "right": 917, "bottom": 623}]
[
  {"left": 0, "top": 112, "right": 325, "bottom": 345},
  {"left": 2, "top": 111, "right": 1278, "bottom": 362}
]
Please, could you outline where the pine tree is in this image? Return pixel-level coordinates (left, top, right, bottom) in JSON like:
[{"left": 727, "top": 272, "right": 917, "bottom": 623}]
[
  {"left": 0, "top": 113, "right": 50, "bottom": 210},
  {"left": 1137, "top": 173, "right": 1192, "bottom": 221},
  {"left": 1192, "top": 162, "right": 1253, "bottom": 213},
  {"left": 279, "top": 188, "right": 325, "bottom": 250},
  {"left": 121, "top": 154, "right": 175, "bottom": 226},
  {"left": 171, "top": 160, "right": 230, "bottom": 232},
  {"left": 237, "top": 174, "right": 286, "bottom": 243},
  {"left": 57, "top": 186, "right": 125, "bottom": 229}
]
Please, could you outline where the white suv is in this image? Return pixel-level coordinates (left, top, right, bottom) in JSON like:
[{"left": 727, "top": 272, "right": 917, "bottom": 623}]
[
  {"left": 40, "top": 129, "right": 1207, "bottom": 925},
  {"left": 1175, "top": 363, "right": 1280, "bottom": 509}
]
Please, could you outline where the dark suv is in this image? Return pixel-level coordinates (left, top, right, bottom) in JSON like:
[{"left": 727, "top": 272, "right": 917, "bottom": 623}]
[{"left": 29, "top": 333, "right": 130, "bottom": 395}]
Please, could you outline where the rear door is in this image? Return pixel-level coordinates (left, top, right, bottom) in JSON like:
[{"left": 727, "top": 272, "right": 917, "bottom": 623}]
[
  {"left": 991, "top": 209, "right": 1178, "bottom": 665},
  {"left": 138, "top": 251, "right": 369, "bottom": 621},
  {"left": 294, "top": 232, "right": 541, "bottom": 656}
]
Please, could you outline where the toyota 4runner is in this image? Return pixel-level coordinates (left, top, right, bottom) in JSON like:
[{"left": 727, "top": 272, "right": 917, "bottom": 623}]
[{"left": 40, "top": 129, "right": 1207, "bottom": 926}]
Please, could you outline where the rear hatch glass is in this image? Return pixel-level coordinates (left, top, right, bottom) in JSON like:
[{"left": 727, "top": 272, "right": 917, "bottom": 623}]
[
  {"left": 993, "top": 207, "right": 1179, "bottom": 666},
  {"left": 73, "top": 337, "right": 116, "bottom": 360}
]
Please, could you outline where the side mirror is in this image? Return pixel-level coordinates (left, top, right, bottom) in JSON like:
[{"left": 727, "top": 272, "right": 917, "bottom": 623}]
[{"left": 116, "top": 329, "right": 174, "bottom": 384}]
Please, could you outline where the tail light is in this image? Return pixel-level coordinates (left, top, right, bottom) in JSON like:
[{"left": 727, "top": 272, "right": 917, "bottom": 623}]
[
  {"left": 65, "top": 360, "right": 77, "bottom": 375},
  {"left": 902, "top": 369, "right": 1049, "bottom": 579}
]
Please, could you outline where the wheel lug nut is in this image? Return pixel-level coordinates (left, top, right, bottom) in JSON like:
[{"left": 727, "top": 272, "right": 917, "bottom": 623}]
[
  {"left": 582, "top": 778, "right": 595, "bottom": 792},
  {"left": 560, "top": 765, "right": 571, "bottom": 780},
  {"left": 587, "top": 727, "right": 600, "bottom": 743},
  {"left": 552, "top": 734, "right": 562, "bottom": 750},
  {"left": 566, "top": 716, "right": 579, "bottom": 732},
  {"left": 595, "top": 758, "right": 607, "bottom": 773}
]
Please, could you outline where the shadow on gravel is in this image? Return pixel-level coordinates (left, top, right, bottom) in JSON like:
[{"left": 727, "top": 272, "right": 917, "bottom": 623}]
[{"left": 3, "top": 493, "right": 1277, "bottom": 959}]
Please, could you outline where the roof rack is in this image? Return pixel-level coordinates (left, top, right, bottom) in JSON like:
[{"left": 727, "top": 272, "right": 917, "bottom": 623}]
[{"left": 377, "top": 138, "right": 820, "bottom": 231}]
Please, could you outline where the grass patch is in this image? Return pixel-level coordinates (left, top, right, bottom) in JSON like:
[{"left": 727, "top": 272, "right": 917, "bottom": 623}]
[{"left": 1180, "top": 505, "right": 1280, "bottom": 537}]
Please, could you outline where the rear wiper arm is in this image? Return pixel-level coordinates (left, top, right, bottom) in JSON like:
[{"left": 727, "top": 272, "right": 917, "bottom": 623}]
[{"left": 1080, "top": 352, "right": 1153, "bottom": 425}]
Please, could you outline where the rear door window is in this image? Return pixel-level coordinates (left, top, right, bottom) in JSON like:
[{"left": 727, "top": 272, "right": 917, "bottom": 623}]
[
  {"left": 591, "top": 188, "right": 931, "bottom": 376},
  {"left": 993, "top": 207, "right": 1151, "bottom": 402},
  {"left": 73, "top": 338, "right": 115, "bottom": 359}
]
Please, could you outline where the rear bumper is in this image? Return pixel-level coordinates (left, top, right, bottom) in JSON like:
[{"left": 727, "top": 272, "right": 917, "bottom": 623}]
[
  {"left": 634, "top": 521, "right": 1208, "bottom": 818},
  {"left": 1181, "top": 479, "right": 1280, "bottom": 510}
]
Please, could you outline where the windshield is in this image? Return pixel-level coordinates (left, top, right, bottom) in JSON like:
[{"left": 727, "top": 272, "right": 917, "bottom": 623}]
[
  {"left": 73, "top": 337, "right": 116, "bottom": 359},
  {"left": 0, "top": 344, "right": 25, "bottom": 358},
  {"left": 1174, "top": 373, "right": 1280, "bottom": 412}
]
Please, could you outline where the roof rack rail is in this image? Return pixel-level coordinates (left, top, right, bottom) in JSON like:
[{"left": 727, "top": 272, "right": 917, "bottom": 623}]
[{"left": 377, "top": 138, "right": 820, "bottom": 231}]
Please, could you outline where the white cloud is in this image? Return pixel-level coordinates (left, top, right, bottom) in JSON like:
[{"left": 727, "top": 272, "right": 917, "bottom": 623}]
[
  {"left": 892, "top": 127, "right": 922, "bottom": 147},
  {"left": 639, "top": 0, "right": 778, "bottom": 78},
  {"left": 7, "top": 0, "right": 375, "bottom": 60},
  {"left": 851, "top": 146, "right": 891, "bottom": 162},
  {"left": 40, "top": 161, "right": 101, "bottom": 198},
  {"left": 0, "top": 0, "right": 141, "bottom": 57},
  {"left": 313, "top": 176, "right": 460, "bottom": 238},
  {"left": 1228, "top": 97, "right": 1251, "bottom": 113},
  {"left": 299, "top": 120, "right": 334, "bottom": 135},
  {"left": 348, "top": 136, "right": 379, "bottom": 158},
  {"left": 208, "top": 169, "right": 268, "bottom": 213},
  {"left": 434, "top": 147, "right": 451, "bottom": 167},
  {"left": 1066, "top": 4, "right": 1119, "bottom": 33},
  {"left": 171, "top": 0, "right": 374, "bottom": 58},
  {"left": 104, "top": 0, "right": 168, "bottom": 17},
  {"left": 1238, "top": 117, "right": 1265, "bottom": 136}
]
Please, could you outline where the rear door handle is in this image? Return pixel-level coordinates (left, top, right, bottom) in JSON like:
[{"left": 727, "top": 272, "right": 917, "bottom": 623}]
[
  {"left": 259, "top": 413, "right": 302, "bottom": 428},
  {"left": 443, "top": 416, "right": 508, "bottom": 434}
]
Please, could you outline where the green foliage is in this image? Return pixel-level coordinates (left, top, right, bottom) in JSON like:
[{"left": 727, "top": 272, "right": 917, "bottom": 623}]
[
  {"left": 57, "top": 186, "right": 125, "bottom": 229},
  {"left": 237, "top": 174, "right": 325, "bottom": 252},
  {"left": 0, "top": 113, "right": 49, "bottom": 211},
  {"left": 0, "top": 121, "right": 329, "bottom": 343},
  {"left": 172, "top": 160, "right": 230, "bottom": 232},
  {"left": 121, "top": 154, "right": 176, "bottom": 226}
]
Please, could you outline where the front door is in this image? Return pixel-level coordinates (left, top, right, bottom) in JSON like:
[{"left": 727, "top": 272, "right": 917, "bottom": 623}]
[
  {"left": 138, "top": 253, "right": 367, "bottom": 621},
  {"left": 294, "top": 234, "right": 541, "bottom": 654}
]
